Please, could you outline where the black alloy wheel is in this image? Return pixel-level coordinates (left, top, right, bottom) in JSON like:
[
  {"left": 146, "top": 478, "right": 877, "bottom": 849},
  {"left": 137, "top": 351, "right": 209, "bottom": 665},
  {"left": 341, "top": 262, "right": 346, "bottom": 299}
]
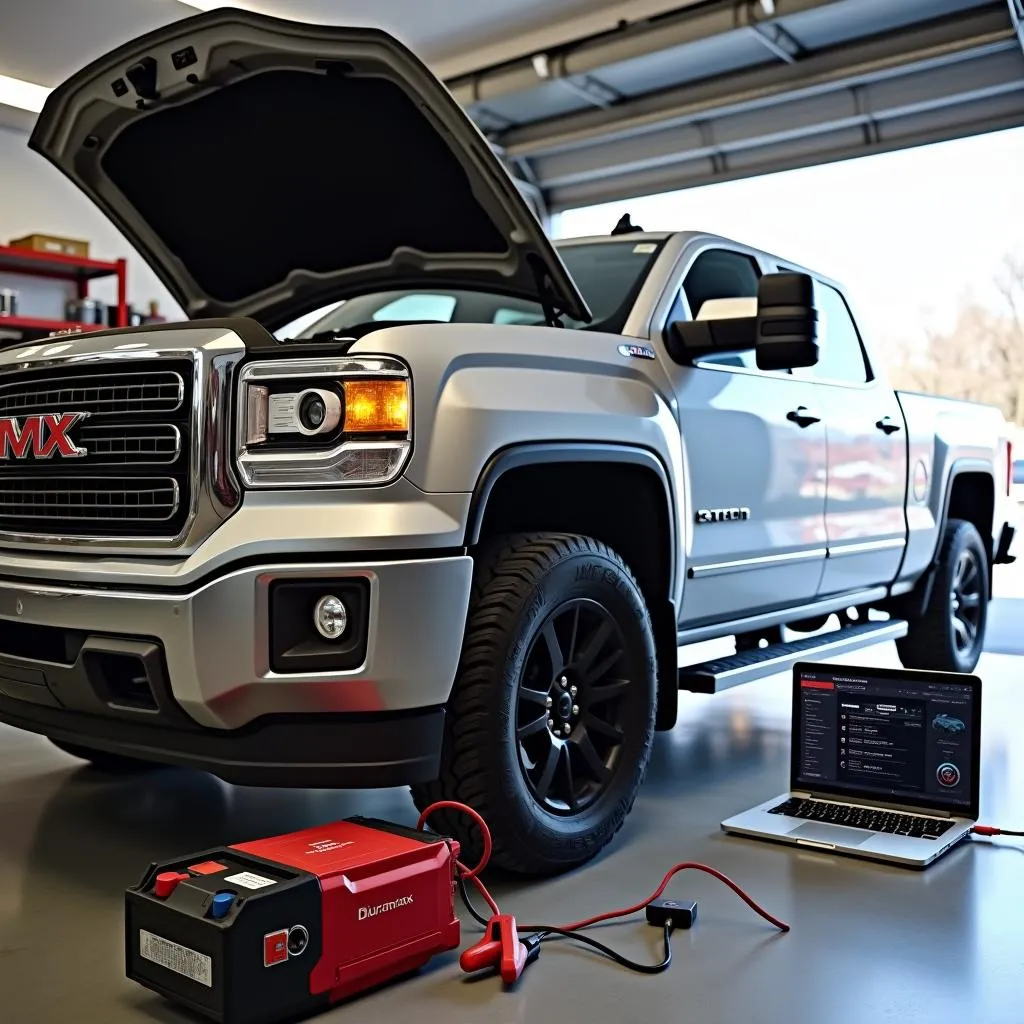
[
  {"left": 949, "top": 548, "right": 983, "bottom": 657},
  {"left": 410, "top": 532, "right": 657, "bottom": 875},
  {"left": 516, "top": 599, "right": 630, "bottom": 815}
]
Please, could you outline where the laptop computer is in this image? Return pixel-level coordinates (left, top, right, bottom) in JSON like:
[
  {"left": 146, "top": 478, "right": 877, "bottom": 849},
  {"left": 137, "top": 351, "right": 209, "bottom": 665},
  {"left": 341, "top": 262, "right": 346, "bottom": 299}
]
[{"left": 721, "top": 661, "right": 981, "bottom": 868}]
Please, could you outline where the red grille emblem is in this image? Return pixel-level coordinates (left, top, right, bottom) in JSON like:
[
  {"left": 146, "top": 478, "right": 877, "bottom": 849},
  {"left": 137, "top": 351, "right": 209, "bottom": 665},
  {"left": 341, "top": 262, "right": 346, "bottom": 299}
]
[{"left": 0, "top": 412, "right": 89, "bottom": 460}]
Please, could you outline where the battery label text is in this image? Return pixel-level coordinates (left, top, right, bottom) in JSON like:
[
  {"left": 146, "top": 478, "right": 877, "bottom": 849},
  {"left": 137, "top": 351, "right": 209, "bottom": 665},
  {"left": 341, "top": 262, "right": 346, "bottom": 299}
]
[
  {"left": 139, "top": 930, "right": 212, "bottom": 987},
  {"left": 224, "top": 871, "right": 276, "bottom": 890}
]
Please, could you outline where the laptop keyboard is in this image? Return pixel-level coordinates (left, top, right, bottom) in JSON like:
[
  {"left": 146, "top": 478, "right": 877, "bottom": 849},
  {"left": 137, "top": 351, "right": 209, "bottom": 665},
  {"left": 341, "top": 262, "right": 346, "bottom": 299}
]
[{"left": 768, "top": 797, "right": 955, "bottom": 839}]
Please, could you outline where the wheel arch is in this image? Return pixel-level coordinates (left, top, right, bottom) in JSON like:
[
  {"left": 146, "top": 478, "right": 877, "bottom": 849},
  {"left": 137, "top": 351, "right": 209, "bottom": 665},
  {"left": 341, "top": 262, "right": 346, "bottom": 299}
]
[
  {"left": 466, "top": 442, "right": 681, "bottom": 730},
  {"left": 943, "top": 462, "right": 996, "bottom": 597},
  {"left": 892, "top": 460, "right": 997, "bottom": 619}
]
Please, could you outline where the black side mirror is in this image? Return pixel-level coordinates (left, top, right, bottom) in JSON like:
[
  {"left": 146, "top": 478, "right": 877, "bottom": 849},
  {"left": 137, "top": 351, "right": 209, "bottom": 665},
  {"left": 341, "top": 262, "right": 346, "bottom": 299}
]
[
  {"left": 664, "top": 271, "right": 819, "bottom": 371},
  {"left": 666, "top": 303, "right": 758, "bottom": 362},
  {"left": 754, "top": 272, "right": 819, "bottom": 371}
]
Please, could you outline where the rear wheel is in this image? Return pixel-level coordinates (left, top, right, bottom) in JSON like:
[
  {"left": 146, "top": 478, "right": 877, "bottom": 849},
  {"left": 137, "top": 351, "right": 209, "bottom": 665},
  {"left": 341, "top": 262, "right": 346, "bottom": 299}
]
[
  {"left": 896, "top": 518, "right": 989, "bottom": 673},
  {"left": 50, "top": 739, "right": 162, "bottom": 773},
  {"left": 411, "top": 532, "right": 657, "bottom": 875}
]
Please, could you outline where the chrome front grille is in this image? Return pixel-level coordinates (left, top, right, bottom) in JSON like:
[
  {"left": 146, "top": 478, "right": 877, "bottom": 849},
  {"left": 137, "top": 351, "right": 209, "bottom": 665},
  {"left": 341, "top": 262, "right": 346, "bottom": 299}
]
[
  {"left": 0, "top": 370, "right": 184, "bottom": 416},
  {"left": 0, "top": 478, "right": 179, "bottom": 522},
  {"left": 0, "top": 361, "right": 195, "bottom": 539},
  {"left": 77, "top": 424, "right": 181, "bottom": 465}
]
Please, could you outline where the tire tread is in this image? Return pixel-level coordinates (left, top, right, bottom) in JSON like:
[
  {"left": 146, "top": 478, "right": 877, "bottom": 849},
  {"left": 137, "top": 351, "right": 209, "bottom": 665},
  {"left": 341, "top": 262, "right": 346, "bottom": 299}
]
[{"left": 411, "top": 532, "right": 653, "bottom": 874}]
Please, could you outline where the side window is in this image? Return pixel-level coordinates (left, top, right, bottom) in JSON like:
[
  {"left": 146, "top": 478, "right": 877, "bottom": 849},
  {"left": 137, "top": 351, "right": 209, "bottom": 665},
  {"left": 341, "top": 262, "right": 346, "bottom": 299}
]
[
  {"left": 809, "top": 282, "right": 870, "bottom": 384},
  {"left": 371, "top": 293, "right": 457, "bottom": 322},
  {"left": 678, "top": 249, "right": 763, "bottom": 371}
]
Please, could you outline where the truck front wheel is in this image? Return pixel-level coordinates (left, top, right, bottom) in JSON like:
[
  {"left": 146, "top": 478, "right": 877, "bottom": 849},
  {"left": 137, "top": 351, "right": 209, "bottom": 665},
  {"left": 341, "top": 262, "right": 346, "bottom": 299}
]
[
  {"left": 896, "top": 518, "right": 989, "bottom": 673},
  {"left": 411, "top": 532, "right": 657, "bottom": 875}
]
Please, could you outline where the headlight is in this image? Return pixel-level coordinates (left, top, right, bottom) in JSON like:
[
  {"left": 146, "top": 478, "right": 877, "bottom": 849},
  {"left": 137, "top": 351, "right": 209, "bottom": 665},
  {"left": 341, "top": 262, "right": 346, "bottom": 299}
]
[{"left": 236, "top": 356, "right": 411, "bottom": 487}]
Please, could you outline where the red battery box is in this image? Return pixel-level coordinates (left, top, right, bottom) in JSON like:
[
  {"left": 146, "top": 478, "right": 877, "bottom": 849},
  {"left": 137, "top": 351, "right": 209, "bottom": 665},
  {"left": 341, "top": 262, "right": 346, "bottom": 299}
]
[{"left": 125, "top": 817, "right": 461, "bottom": 1024}]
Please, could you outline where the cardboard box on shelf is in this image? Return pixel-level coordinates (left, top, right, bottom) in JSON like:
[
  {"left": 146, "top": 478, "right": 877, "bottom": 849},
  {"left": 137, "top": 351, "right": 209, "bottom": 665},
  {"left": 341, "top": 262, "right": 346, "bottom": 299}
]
[{"left": 8, "top": 233, "right": 91, "bottom": 259}]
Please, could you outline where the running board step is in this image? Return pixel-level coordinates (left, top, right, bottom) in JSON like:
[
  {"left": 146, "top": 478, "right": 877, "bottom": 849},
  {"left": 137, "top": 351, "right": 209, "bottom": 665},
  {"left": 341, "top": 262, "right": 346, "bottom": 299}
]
[{"left": 678, "top": 620, "right": 909, "bottom": 694}]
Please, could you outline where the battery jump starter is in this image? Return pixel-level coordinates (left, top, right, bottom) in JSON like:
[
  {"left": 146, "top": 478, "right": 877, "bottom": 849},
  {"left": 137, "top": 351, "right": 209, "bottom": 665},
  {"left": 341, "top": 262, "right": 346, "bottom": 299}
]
[
  {"left": 125, "top": 803, "right": 793, "bottom": 1024},
  {"left": 125, "top": 817, "right": 461, "bottom": 1024}
]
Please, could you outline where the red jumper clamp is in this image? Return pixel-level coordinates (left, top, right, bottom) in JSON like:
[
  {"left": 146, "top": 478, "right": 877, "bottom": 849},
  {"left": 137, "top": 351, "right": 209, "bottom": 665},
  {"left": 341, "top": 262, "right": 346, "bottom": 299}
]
[{"left": 459, "top": 914, "right": 541, "bottom": 984}]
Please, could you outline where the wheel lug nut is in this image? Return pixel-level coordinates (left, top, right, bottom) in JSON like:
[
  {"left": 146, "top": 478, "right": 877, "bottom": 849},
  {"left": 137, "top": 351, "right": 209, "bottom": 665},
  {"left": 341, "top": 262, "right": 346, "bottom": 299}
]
[
  {"left": 563, "top": 725, "right": 571, "bottom": 736},
  {"left": 559, "top": 676, "right": 568, "bottom": 688},
  {"left": 571, "top": 704, "right": 579, "bottom": 715},
  {"left": 545, "top": 696, "right": 553, "bottom": 708},
  {"left": 547, "top": 717, "right": 554, "bottom": 728},
  {"left": 570, "top": 685, "right": 577, "bottom": 697}
]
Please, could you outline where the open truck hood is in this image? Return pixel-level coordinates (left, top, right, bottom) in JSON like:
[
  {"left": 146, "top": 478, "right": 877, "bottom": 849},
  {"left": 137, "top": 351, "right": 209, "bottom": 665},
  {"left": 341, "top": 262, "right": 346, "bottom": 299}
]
[{"left": 29, "top": 9, "right": 590, "bottom": 329}]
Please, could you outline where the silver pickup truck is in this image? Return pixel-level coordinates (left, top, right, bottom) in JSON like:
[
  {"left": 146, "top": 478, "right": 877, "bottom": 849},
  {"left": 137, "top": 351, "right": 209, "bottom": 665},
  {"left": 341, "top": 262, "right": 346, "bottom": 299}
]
[{"left": 0, "top": 11, "right": 1016, "bottom": 874}]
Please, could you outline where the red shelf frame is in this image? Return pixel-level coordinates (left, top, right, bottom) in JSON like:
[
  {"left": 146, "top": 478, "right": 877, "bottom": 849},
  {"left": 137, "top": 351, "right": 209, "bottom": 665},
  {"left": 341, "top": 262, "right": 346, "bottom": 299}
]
[
  {"left": 0, "top": 244, "right": 128, "bottom": 332},
  {"left": 0, "top": 316, "right": 110, "bottom": 334}
]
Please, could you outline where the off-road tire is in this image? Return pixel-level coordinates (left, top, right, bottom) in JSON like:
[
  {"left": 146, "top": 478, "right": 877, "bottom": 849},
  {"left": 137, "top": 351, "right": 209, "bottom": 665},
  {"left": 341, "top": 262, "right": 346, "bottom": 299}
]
[
  {"left": 896, "top": 518, "right": 989, "bottom": 673},
  {"left": 50, "top": 739, "right": 162, "bottom": 773},
  {"left": 411, "top": 532, "right": 657, "bottom": 876}
]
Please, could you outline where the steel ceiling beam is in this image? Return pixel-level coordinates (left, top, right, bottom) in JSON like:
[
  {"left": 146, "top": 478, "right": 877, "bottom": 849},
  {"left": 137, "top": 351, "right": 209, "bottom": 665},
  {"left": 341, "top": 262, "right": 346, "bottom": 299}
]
[
  {"left": 446, "top": 0, "right": 838, "bottom": 107},
  {"left": 545, "top": 89, "right": 1024, "bottom": 210},
  {"left": 1010, "top": 0, "right": 1024, "bottom": 53},
  {"left": 499, "top": 5, "right": 1016, "bottom": 158},
  {"left": 528, "top": 43, "right": 1024, "bottom": 188}
]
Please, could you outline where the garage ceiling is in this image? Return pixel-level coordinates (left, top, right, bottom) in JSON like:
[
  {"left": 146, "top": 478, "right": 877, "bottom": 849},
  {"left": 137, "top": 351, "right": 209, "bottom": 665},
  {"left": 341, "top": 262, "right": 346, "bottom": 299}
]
[{"left": 1, "top": 0, "right": 1023, "bottom": 218}]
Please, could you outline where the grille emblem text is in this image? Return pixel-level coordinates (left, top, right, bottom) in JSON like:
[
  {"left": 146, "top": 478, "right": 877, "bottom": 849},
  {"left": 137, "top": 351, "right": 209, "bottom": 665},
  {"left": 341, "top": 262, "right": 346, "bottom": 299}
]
[{"left": 0, "top": 412, "right": 89, "bottom": 460}]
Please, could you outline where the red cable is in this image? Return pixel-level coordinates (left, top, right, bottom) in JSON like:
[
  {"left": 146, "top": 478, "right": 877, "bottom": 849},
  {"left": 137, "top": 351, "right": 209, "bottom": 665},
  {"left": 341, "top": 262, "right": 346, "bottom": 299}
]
[
  {"left": 416, "top": 799, "right": 790, "bottom": 934},
  {"left": 415, "top": 800, "right": 492, "bottom": 879},
  {"left": 973, "top": 825, "right": 1024, "bottom": 837},
  {"left": 416, "top": 800, "right": 501, "bottom": 916},
  {"left": 554, "top": 862, "right": 789, "bottom": 933}
]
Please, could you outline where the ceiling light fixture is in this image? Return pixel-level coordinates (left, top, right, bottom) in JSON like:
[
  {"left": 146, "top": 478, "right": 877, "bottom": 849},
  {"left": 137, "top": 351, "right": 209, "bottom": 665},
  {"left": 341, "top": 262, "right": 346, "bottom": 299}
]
[{"left": 0, "top": 73, "right": 51, "bottom": 113}]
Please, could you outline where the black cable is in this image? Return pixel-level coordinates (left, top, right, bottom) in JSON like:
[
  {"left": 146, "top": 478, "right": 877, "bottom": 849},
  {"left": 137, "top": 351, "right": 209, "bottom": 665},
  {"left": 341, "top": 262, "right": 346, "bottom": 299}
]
[
  {"left": 458, "top": 876, "right": 493, "bottom": 928},
  {"left": 534, "top": 923, "right": 673, "bottom": 974},
  {"left": 456, "top": 876, "right": 674, "bottom": 975}
]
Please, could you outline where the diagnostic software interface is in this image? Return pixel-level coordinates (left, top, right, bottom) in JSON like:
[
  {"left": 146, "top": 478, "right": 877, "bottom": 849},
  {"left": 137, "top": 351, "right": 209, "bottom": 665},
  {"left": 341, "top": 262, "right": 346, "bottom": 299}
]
[{"left": 795, "top": 667, "right": 976, "bottom": 810}]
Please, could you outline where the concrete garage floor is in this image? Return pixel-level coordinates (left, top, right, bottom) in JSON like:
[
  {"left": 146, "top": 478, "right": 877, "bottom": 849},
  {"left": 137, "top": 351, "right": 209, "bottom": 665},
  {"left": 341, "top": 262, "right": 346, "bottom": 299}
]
[{"left": 1, "top": 553, "right": 1021, "bottom": 1024}]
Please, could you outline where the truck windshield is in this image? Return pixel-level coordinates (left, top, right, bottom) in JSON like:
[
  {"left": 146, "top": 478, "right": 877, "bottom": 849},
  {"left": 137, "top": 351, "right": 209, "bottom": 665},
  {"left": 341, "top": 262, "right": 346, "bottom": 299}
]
[{"left": 289, "top": 239, "right": 665, "bottom": 339}]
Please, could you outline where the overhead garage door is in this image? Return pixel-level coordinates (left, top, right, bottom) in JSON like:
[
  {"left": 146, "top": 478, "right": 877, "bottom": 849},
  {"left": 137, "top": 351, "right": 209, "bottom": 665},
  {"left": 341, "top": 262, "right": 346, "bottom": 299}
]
[{"left": 454, "top": 0, "right": 1024, "bottom": 214}]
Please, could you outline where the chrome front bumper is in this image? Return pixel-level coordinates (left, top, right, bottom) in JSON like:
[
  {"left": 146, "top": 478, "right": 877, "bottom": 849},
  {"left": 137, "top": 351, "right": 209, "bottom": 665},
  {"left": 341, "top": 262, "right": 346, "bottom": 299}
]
[{"left": 0, "top": 553, "right": 472, "bottom": 730}]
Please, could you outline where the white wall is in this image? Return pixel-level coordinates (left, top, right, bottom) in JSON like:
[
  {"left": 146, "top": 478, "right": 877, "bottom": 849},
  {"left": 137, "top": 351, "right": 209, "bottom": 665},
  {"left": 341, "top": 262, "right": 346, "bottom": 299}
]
[{"left": 0, "top": 126, "right": 182, "bottom": 322}]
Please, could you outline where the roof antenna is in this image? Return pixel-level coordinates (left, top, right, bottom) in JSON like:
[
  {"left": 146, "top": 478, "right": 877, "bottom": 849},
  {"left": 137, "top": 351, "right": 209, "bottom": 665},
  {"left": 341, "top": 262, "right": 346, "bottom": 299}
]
[{"left": 611, "top": 212, "right": 643, "bottom": 235}]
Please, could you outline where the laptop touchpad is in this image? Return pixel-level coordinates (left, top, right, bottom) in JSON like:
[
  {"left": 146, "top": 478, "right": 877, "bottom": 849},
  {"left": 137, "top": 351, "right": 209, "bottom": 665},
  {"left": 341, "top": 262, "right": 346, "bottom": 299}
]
[{"left": 790, "top": 822, "right": 873, "bottom": 847}]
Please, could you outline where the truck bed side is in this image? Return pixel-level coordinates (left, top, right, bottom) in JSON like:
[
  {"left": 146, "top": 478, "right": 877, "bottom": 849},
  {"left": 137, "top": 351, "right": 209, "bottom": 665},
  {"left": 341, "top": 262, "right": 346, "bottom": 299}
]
[{"left": 894, "top": 389, "right": 1012, "bottom": 587}]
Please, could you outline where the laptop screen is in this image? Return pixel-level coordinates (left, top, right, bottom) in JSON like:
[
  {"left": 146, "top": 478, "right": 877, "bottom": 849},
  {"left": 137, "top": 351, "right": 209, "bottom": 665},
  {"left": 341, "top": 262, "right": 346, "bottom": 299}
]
[{"left": 792, "top": 663, "right": 980, "bottom": 817}]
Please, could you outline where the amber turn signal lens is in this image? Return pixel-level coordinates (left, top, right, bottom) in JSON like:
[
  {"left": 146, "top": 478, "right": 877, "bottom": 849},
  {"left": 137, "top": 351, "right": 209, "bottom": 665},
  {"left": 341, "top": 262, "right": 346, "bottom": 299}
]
[{"left": 343, "top": 379, "right": 410, "bottom": 433}]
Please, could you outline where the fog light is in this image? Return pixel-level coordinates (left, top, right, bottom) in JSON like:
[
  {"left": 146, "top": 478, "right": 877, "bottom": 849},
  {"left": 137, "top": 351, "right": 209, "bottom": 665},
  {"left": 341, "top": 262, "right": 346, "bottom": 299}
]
[{"left": 313, "top": 595, "right": 348, "bottom": 639}]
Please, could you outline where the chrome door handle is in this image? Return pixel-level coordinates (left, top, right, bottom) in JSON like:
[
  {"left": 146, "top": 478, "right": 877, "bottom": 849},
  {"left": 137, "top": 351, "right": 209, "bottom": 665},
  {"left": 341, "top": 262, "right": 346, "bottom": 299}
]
[
  {"left": 787, "top": 406, "right": 821, "bottom": 428},
  {"left": 876, "top": 416, "right": 901, "bottom": 435}
]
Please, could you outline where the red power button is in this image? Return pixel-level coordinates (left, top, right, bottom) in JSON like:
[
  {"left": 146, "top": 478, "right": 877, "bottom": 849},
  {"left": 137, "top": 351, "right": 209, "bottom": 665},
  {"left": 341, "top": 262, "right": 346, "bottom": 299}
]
[{"left": 154, "top": 871, "right": 190, "bottom": 898}]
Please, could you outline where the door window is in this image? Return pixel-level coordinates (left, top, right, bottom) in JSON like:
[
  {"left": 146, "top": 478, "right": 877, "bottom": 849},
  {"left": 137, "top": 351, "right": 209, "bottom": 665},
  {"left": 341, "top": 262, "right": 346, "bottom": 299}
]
[
  {"left": 677, "top": 249, "right": 764, "bottom": 370},
  {"left": 809, "top": 283, "right": 870, "bottom": 384}
]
